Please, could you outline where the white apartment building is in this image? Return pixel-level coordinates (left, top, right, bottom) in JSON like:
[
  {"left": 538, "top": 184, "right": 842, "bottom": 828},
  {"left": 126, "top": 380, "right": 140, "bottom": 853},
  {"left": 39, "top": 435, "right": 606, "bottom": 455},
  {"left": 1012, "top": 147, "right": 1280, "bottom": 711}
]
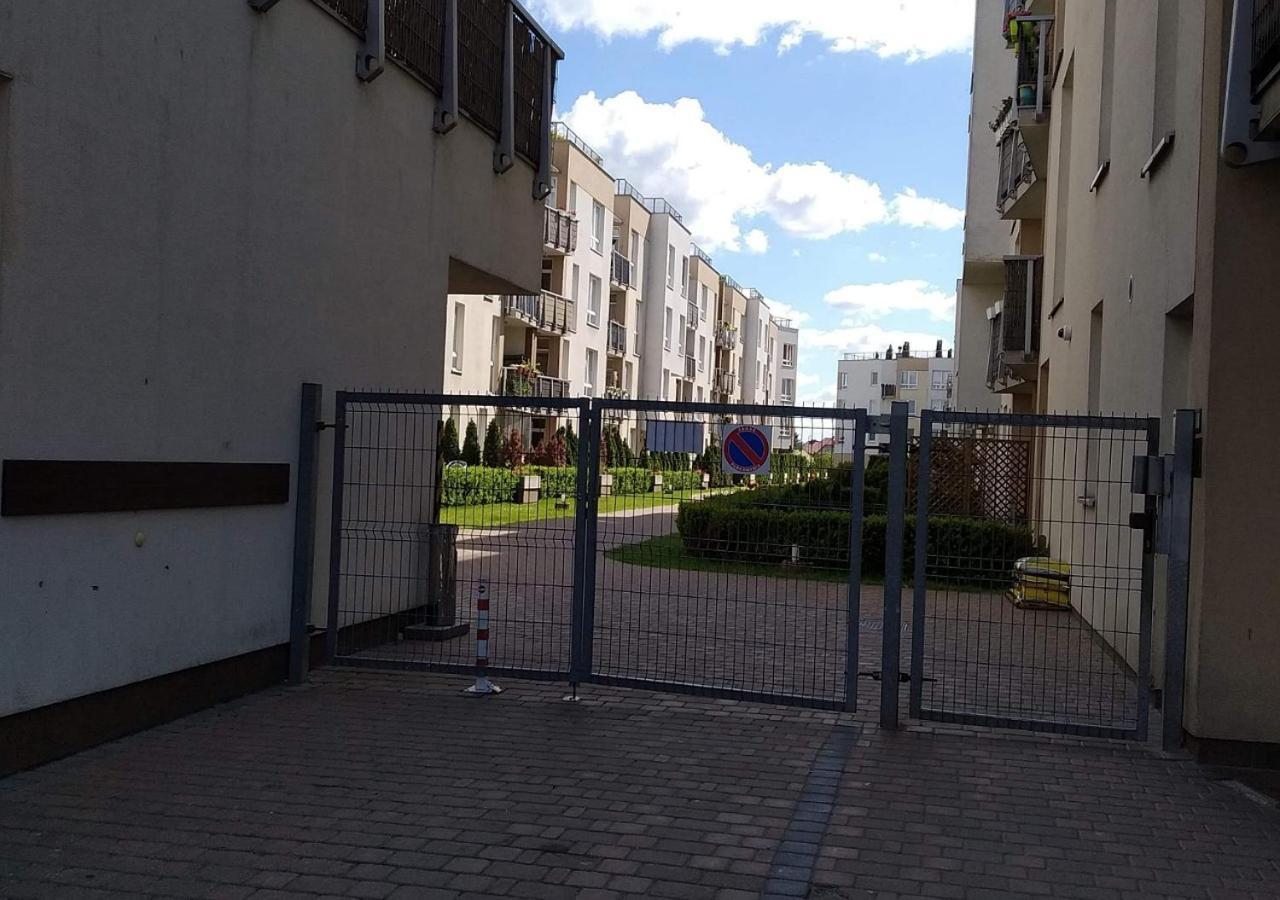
[
  {"left": 741, "top": 290, "right": 779, "bottom": 406},
  {"left": 713, "top": 278, "right": 749, "bottom": 403},
  {"left": 635, "top": 191, "right": 695, "bottom": 403},
  {"left": 835, "top": 343, "right": 955, "bottom": 418}
]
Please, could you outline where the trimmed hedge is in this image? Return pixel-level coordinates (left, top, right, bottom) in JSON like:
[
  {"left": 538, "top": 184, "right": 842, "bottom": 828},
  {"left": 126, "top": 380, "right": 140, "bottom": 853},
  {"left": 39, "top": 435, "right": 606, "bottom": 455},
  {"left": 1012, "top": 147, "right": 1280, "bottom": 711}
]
[
  {"left": 442, "top": 466, "right": 519, "bottom": 507},
  {"left": 525, "top": 466, "right": 576, "bottom": 498},
  {"left": 676, "top": 490, "right": 1035, "bottom": 581},
  {"left": 662, "top": 470, "right": 703, "bottom": 493},
  {"left": 609, "top": 467, "right": 654, "bottom": 495}
]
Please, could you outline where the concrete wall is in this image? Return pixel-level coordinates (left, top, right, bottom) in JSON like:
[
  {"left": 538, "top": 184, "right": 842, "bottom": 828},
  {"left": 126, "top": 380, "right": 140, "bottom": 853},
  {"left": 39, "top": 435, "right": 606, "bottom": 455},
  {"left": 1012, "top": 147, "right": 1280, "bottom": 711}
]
[{"left": 0, "top": 1, "right": 544, "bottom": 716}]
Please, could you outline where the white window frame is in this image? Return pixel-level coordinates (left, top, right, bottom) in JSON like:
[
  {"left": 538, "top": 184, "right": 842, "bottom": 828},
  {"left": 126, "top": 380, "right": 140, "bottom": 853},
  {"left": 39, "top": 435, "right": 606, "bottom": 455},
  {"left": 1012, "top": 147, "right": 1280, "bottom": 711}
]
[
  {"left": 678, "top": 314, "right": 686, "bottom": 355},
  {"left": 680, "top": 256, "right": 690, "bottom": 298},
  {"left": 664, "top": 307, "right": 673, "bottom": 351},
  {"left": 662, "top": 368, "right": 670, "bottom": 400},
  {"left": 667, "top": 245, "right": 676, "bottom": 289},
  {"left": 698, "top": 336, "right": 706, "bottom": 371},
  {"left": 839, "top": 372, "right": 849, "bottom": 389},
  {"left": 871, "top": 371, "right": 878, "bottom": 385},
  {"left": 450, "top": 302, "right": 465, "bottom": 374},
  {"left": 931, "top": 370, "right": 950, "bottom": 390},
  {"left": 591, "top": 200, "right": 605, "bottom": 254},
  {"left": 782, "top": 378, "right": 794, "bottom": 402},
  {"left": 587, "top": 275, "right": 602, "bottom": 328},
  {"left": 782, "top": 343, "right": 795, "bottom": 368},
  {"left": 584, "top": 348, "right": 598, "bottom": 398},
  {"left": 900, "top": 370, "right": 919, "bottom": 390},
  {"left": 699, "top": 286, "right": 708, "bottom": 321}
]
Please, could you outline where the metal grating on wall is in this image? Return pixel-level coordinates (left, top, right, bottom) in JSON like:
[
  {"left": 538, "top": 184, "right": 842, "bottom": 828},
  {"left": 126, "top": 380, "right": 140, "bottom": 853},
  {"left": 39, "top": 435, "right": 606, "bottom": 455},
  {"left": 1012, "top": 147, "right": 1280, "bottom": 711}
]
[
  {"left": 1255, "top": 0, "right": 1280, "bottom": 95},
  {"left": 386, "top": 0, "right": 446, "bottom": 91},
  {"left": 314, "top": 0, "right": 368, "bottom": 34},
  {"left": 512, "top": 9, "right": 547, "bottom": 166},
  {"left": 458, "top": 0, "right": 505, "bottom": 136}
]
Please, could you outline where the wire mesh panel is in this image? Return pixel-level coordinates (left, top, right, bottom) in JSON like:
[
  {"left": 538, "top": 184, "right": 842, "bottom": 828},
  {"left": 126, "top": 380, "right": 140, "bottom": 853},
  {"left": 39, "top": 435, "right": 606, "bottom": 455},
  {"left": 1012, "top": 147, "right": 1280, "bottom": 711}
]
[
  {"left": 458, "top": 0, "right": 505, "bottom": 136},
  {"left": 386, "top": 0, "right": 446, "bottom": 91},
  {"left": 908, "top": 411, "right": 1158, "bottom": 739},
  {"left": 312, "top": 0, "right": 367, "bottom": 34},
  {"left": 511, "top": 9, "right": 547, "bottom": 167},
  {"left": 584, "top": 401, "right": 866, "bottom": 710},
  {"left": 327, "top": 393, "right": 586, "bottom": 681}
]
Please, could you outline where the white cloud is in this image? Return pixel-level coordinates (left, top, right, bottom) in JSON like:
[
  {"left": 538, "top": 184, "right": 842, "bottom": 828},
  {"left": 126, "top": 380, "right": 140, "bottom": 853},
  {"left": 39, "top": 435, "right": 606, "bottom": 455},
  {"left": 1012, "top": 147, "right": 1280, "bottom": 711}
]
[
  {"left": 867, "top": 252, "right": 889, "bottom": 263},
  {"left": 824, "top": 280, "right": 956, "bottom": 323},
  {"left": 804, "top": 324, "right": 951, "bottom": 356},
  {"left": 562, "top": 92, "right": 961, "bottom": 252},
  {"left": 531, "top": 0, "right": 974, "bottom": 61},
  {"left": 889, "top": 189, "right": 965, "bottom": 230},
  {"left": 761, "top": 297, "right": 810, "bottom": 325},
  {"left": 744, "top": 229, "right": 770, "bottom": 254}
]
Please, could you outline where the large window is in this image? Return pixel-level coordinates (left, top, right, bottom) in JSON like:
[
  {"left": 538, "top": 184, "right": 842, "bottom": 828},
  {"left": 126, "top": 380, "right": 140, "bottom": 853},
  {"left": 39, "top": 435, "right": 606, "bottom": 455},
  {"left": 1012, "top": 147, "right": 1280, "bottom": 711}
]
[
  {"left": 451, "top": 302, "right": 465, "bottom": 373},
  {"left": 584, "top": 349, "right": 598, "bottom": 397},
  {"left": 700, "top": 286, "right": 708, "bottom": 320},
  {"left": 782, "top": 378, "right": 794, "bottom": 401},
  {"left": 900, "top": 370, "right": 919, "bottom": 390},
  {"left": 591, "top": 201, "right": 605, "bottom": 253},
  {"left": 680, "top": 256, "right": 690, "bottom": 297},
  {"left": 931, "top": 370, "right": 950, "bottom": 390},
  {"left": 698, "top": 336, "right": 706, "bottom": 371},
  {"left": 667, "top": 245, "right": 676, "bottom": 289},
  {"left": 782, "top": 343, "right": 795, "bottom": 367},
  {"left": 678, "top": 315, "right": 686, "bottom": 355},
  {"left": 587, "top": 275, "right": 602, "bottom": 328},
  {"left": 664, "top": 307, "right": 673, "bottom": 350},
  {"left": 572, "top": 264, "right": 581, "bottom": 305}
]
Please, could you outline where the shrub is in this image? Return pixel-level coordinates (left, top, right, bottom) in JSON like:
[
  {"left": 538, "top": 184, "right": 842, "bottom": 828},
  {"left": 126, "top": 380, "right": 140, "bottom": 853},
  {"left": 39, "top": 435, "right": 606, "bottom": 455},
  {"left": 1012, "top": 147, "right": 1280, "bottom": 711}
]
[
  {"left": 442, "top": 466, "right": 518, "bottom": 507},
  {"left": 502, "top": 428, "right": 524, "bottom": 468},
  {"left": 525, "top": 465, "right": 576, "bottom": 497},
  {"left": 563, "top": 423, "right": 579, "bottom": 460},
  {"left": 676, "top": 490, "right": 1035, "bottom": 581},
  {"left": 526, "top": 431, "right": 568, "bottom": 467},
  {"left": 483, "top": 420, "right": 503, "bottom": 468},
  {"left": 662, "top": 470, "right": 702, "bottom": 493},
  {"left": 462, "top": 421, "right": 481, "bottom": 466},
  {"left": 609, "top": 467, "right": 654, "bottom": 495},
  {"left": 439, "top": 418, "right": 461, "bottom": 463}
]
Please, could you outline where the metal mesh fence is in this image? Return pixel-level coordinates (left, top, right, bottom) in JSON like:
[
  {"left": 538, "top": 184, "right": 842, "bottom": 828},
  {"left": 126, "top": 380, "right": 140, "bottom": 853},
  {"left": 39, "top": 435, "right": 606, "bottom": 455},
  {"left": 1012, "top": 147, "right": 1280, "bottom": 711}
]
[
  {"left": 458, "top": 0, "right": 505, "bottom": 135},
  {"left": 386, "top": 0, "right": 446, "bottom": 91},
  {"left": 909, "top": 412, "right": 1157, "bottom": 738},
  {"left": 512, "top": 9, "right": 547, "bottom": 166},
  {"left": 329, "top": 396, "right": 585, "bottom": 680}
]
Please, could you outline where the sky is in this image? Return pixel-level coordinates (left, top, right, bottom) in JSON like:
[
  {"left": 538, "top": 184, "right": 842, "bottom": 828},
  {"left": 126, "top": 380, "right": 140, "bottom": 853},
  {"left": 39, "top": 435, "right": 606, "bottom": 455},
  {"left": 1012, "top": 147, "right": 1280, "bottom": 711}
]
[{"left": 530, "top": 0, "right": 978, "bottom": 406}]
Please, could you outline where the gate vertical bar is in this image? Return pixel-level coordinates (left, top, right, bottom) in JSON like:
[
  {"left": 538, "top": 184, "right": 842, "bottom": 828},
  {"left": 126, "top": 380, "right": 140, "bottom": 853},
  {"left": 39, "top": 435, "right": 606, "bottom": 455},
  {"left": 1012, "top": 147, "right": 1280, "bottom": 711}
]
[
  {"left": 1135, "top": 417, "right": 1161, "bottom": 741},
  {"left": 844, "top": 410, "right": 868, "bottom": 712},
  {"left": 569, "top": 400, "right": 592, "bottom": 684},
  {"left": 909, "top": 409, "right": 935, "bottom": 717},
  {"left": 579, "top": 401, "right": 603, "bottom": 678},
  {"left": 1163, "top": 409, "right": 1197, "bottom": 751},
  {"left": 324, "top": 392, "right": 350, "bottom": 664},
  {"left": 881, "top": 401, "right": 909, "bottom": 728},
  {"left": 289, "top": 383, "right": 323, "bottom": 684}
]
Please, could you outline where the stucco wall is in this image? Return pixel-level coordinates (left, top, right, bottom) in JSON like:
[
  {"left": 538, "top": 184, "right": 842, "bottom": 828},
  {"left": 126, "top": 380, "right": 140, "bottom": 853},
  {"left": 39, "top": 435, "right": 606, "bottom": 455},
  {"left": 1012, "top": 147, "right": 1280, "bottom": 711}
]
[{"left": 0, "top": 0, "right": 543, "bottom": 716}]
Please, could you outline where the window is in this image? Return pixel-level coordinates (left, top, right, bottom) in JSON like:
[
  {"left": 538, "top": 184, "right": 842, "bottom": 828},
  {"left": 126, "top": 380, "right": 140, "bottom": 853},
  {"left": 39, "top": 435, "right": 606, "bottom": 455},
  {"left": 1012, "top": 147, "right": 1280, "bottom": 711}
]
[
  {"left": 839, "top": 372, "right": 849, "bottom": 389},
  {"left": 870, "top": 371, "right": 878, "bottom": 385},
  {"left": 696, "top": 387, "right": 703, "bottom": 402},
  {"left": 587, "top": 275, "right": 602, "bottom": 328},
  {"left": 584, "top": 349, "right": 598, "bottom": 397},
  {"left": 591, "top": 201, "right": 605, "bottom": 253},
  {"left": 931, "top": 370, "right": 949, "bottom": 390},
  {"left": 662, "top": 368, "right": 670, "bottom": 400},
  {"left": 680, "top": 256, "right": 689, "bottom": 297},
  {"left": 782, "top": 343, "right": 795, "bottom": 367},
  {"left": 572, "top": 264, "right": 581, "bottom": 306},
  {"left": 630, "top": 230, "right": 640, "bottom": 266},
  {"left": 450, "top": 302, "right": 465, "bottom": 373},
  {"left": 667, "top": 245, "right": 676, "bottom": 289},
  {"left": 700, "top": 286, "right": 708, "bottom": 321},
  {"left": 664, "top": 307, "right": 673, "bottom": 350},
  {"left": 782, "top": 378, "right": 794, "bottom": 401},
  {"left": 624, "top": 361, "right": 633, "bottom": 393},
  {"left": 570, "top": 182, "right": 579, "bottom": 217},
  {"left": 899, "top": 370, "right": 919, "bottom": 390},
  {"left": 907, "top": 400, "right": 917, "bottom": 415},
  {"left": 698, "top": 336, "right": 706, "bottom": 371},
  {"left": 489, "top": 317, "right": 501, "bottom": 390},
  {"left": 678, "top": 315, "right": 686, "bottom": 354},
  {"left": 635, "top": 301, "right": 644, "bottom": 354},
  {"left": 836, "top": 399, "right": 847, "bottom": 409},
  {"left": 930, "top": 400, "right": 946, "bottom": 411}
]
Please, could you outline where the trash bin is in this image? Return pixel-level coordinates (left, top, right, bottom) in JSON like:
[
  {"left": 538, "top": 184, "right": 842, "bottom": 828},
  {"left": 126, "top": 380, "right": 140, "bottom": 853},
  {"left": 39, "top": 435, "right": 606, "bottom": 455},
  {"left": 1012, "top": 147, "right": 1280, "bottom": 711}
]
[{"left": 404, "top": 523, "right": 468, "bottom": 641}]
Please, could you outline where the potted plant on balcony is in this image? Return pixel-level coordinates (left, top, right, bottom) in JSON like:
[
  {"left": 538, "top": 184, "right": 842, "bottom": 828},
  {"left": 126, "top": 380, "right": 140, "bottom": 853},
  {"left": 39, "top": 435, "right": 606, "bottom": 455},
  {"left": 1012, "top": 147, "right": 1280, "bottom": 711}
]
[{"left": 509, "top": 360, "right": 540, "bottom": 397}]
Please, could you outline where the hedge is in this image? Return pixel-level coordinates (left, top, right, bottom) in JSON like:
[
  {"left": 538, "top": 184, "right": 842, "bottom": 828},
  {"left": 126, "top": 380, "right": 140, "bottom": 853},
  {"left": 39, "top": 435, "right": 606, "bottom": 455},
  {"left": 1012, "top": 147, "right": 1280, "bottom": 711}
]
[
  {"left": 441, "top": 466, "right": 519, "bottom": 507},
  {"left": 676, "top": 491, "right": 1035, "bottom": 581},
  {"left": 524, "top": 466, "right": 576, "bottom": 498},
  {"left": 661, "top": 470, "right": 702, "bottom": 493},
  {"left": 609, "top": 467, "right": 654, "bottom": 495}
]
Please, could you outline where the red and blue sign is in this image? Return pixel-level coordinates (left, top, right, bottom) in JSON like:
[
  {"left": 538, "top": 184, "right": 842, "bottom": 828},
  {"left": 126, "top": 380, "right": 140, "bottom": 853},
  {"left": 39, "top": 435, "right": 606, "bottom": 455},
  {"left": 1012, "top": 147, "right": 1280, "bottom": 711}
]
[{"left": 721, "top": 424, "right": 773, "bottom": 475}]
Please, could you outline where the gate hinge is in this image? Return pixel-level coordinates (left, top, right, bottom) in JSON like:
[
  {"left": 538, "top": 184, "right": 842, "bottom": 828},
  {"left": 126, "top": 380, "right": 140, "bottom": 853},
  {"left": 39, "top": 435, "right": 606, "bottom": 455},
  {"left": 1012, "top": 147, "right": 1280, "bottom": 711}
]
[{"left": 1130, "top": 455, "right": 1169, "bottom": 498}]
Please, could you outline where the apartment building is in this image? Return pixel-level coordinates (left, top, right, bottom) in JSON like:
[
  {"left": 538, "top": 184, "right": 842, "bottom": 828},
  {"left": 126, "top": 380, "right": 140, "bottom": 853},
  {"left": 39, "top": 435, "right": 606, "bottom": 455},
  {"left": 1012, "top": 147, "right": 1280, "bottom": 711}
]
[
  {"left": 836, "top": 344, "right": 955, "bottom": 418},
  {"left": 713, "top": 278, "right": 751, "bottom": 403},
  {"left": 956, "top": 0, "right": 1280, "bottom": 758},
  {"left": 687, "top": 246, "right": 721, "bottom": 404},
  {"left": 0, "top": 0, "right": 560, "bottom": 755},
  {"left": 741, "top": 290, "right": 781, "bottom": 405}
]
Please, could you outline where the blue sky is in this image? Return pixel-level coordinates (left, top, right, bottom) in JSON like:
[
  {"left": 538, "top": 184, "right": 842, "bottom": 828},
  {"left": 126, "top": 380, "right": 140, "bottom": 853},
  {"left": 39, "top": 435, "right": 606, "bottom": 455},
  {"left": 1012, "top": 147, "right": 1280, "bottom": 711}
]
[{"left": 532, "top": 1, "right": 977, "bottom": 404}]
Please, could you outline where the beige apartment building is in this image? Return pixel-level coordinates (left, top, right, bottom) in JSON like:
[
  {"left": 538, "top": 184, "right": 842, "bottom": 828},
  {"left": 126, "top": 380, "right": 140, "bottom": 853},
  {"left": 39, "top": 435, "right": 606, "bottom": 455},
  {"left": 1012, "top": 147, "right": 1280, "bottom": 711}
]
[{"left": 957, "top": 0, "right": 1280, "bottom": 758}]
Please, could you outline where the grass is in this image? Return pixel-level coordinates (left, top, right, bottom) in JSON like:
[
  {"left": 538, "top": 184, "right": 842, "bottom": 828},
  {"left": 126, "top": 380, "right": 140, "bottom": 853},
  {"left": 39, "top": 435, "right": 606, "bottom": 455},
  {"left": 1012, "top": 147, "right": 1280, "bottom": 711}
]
[
  {"left": 440, "top": 490, "right": 729, "bottom": 528},
  {"left": 605, "top": 533, "right": 856, "bottom": 584}
]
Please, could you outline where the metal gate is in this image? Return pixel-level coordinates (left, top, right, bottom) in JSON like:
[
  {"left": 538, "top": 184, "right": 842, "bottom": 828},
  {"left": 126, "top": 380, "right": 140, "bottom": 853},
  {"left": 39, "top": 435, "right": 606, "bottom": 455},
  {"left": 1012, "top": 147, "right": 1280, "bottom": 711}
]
[
  {"left": 323, "top": 392, "right": 869, "bottom": 712},
  {"left": 906, "top": 410, "right": 1160, "bottom": 739}
]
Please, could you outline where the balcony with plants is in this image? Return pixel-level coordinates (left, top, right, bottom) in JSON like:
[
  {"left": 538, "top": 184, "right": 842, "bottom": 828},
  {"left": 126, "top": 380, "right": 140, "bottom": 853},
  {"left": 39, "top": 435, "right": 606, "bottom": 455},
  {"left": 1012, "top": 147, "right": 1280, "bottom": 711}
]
[
  {"left": 502, "top": 362, "right": 569, "bottom": 400},
  {"left": 1004, "top": 12, "right": 1055, "bottom": 174}
]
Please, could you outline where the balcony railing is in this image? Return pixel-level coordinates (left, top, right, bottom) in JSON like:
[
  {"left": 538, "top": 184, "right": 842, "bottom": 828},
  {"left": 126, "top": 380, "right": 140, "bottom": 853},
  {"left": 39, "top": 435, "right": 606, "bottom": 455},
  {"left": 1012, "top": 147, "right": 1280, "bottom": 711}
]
[
  {"left": 1013, "top": 17, "right": 1054, "bottom": 118},
  {"left": 610, "top": 251, "right": 633, "bottom": 288},
  {"left": 1255, "top": 0, "right": 1280, "bottom": 96},
  {"left": 687, "top": 300, "right": 699, "bottom": 325},
  {"left": 608, "top": 320, "right": 627, "bottom": 356},
  {"left": 605, "top": 385, "right": 630, "bottom": 401},
  {"left": 643, "top": 197, "right": 685, "bottom": 223},
  {"left": 502, "top": 367, "right": 569, "bottom": 400},
  {"left": 987, "top": 256, "right": 1043, "bottom": 389},
  {"left": 309, "top": 0, "right": 563, "bottom": 196},
  {"left": 996, "top": 127, "right": 1036, "bottom": 211},
  {"left": 715, "top": 323, "right": 738, "bottom": 349},
  {"left": 544, "top": 206, "right": 578, "bottom": 254},
  {"left": 550, "top": 121, "right": 603, "bottom": 166},
  {"left": 691, "top": 244, "right": 714, "bottom": 266},
  {"left": 502, "top": 290, "right": 576, "bottom": 334},
  {"left": 684, "top": 355, "right": 697, "bottom": 380},
  {"left": 713, "top": 369, "right": 736, "bottom": 395}
]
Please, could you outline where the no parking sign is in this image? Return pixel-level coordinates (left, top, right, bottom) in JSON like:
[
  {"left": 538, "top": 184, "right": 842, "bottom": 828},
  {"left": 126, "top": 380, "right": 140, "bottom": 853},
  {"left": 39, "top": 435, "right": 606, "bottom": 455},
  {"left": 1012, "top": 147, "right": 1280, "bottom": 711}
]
[{"left": 721, "top": 424, "right": 773, "bottom": 476}]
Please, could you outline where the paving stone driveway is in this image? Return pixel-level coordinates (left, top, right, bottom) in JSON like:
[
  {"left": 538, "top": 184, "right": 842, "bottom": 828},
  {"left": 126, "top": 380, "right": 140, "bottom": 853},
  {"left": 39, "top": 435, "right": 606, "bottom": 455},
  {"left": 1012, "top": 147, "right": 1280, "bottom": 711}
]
[{"left": 2, "top": 670, "right": 1278, "bottom": 899}]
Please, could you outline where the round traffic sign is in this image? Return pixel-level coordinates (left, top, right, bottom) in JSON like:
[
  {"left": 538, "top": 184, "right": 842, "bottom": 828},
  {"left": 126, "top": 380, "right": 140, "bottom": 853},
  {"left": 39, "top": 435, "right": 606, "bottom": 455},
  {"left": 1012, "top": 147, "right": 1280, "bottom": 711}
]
[{"left": 723, "top": 425, "right": 771, "bottom": 474}]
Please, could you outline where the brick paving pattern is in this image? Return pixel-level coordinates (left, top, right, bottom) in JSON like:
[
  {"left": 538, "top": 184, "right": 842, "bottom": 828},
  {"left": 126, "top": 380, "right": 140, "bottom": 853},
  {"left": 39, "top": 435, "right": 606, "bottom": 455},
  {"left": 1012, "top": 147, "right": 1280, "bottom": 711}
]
[{"left": 2, "top": 670, "right": 1279, "bottom": 899}]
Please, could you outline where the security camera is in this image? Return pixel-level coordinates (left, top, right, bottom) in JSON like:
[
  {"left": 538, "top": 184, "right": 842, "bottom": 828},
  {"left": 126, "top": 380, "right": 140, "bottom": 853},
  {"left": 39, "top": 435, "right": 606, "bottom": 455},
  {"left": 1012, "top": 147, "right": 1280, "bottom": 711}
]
[{"left": 1056, "top": 326, "right": 1072, "bottom": 342}]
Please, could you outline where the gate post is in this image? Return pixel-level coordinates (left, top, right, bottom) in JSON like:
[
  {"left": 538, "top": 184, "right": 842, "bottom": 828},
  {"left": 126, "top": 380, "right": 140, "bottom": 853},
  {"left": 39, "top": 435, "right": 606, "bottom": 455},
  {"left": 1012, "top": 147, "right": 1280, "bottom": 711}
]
[
  {"left": 570, "top": 400, "right": 599, "bottom": 683},
  {"left": 844, "top": 409, "right": 868, "bottom": 712},
  {"left": 881, "top": 401, "right": 910, "bottom": 728},
  {"left": 324, "top": 392, "right": 350, "bottom": 664},
  {"left": 1163, "top": 409, "right": 1198, "bottom": 751},
  {"left": 908, "top": 409, "right": 934, "bottom": 718},
  {"left": 289, "top": 383, "right": 323, "bottom": 684}
]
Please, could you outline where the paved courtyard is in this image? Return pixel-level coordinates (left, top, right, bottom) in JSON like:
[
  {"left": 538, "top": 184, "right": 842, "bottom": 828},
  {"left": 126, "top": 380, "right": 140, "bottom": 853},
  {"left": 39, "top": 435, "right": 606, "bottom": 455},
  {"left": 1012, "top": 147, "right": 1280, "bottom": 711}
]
[{"left": 2, "top": 669, "right": 1279, "bottom": 899}]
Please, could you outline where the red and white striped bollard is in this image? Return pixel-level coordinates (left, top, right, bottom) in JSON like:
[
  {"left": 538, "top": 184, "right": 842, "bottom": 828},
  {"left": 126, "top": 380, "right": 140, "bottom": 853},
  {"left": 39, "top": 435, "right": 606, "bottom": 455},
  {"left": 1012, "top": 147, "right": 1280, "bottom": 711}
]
[{"left": 464, "top": 580, "right": 502, "bottom": 695}]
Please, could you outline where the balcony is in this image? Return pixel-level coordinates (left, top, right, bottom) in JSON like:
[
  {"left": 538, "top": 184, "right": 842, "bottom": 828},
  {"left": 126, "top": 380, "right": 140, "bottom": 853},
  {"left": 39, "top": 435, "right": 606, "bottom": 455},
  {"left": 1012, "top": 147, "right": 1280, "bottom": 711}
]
[
  {"left": 544, "top": 206, "right": 578, "bottom": 255},
  {"left": 502, "top": 290, "right": 576, "bottom": 335},
  {"left": 715, "top": 323, "right": 739, "bottom": 349},
  {"left": 996, "top": 127, "right": 1043, "bottom": 220},
  {"left": 986, "top": 256, "right": 1043, "bottom": 394},
  {"left": 1010, "top": 16, "right": 1055, "bottom": 174},
  {"left": 687, "top": 299, "right": 699, "bottom": 325},
  {"left": 881, "top": 384, "right": 897, "bottom": 400},
  {"left": 684, "top": 355, "right": 697, "bottom": 380},
  {"left": 502, "top": 366, "right": 570, "bottom": 400},
  {"left": 605, "top": 385, "right": 631, "bottom": 401},
  {"left": 610, "top": 251, "right": 633, "bottom": 289},
  {"left": 713, "top": 369, "right": 737, "bottom": 395},
  {"left": 608, "top": 320, "right": 627, "bottom": 357}
]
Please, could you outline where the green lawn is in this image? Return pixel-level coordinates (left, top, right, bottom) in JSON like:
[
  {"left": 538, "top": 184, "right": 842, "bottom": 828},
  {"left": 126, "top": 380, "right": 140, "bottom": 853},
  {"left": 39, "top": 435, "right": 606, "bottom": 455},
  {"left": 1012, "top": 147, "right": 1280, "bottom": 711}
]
[
  {"left": 440, "top": 490, "right": 728, "bottom": 528},
  {"left": 604, "top": 533, "right": 854, "bottom": 584}
]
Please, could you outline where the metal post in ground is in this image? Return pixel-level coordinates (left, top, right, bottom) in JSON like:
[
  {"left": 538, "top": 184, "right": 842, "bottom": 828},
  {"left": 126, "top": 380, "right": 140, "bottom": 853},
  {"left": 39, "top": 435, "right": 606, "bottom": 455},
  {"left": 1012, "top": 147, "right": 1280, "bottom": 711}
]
[
  {"left": 465, "top": 580, "right": 502, "bottom": 695},
  {"left": 880, "top": 401, "right": 909, "bottom": 728},
  {"left": 1163, "top": 409, "right": 1198, "bottom": 751},
  {"left": 288, "top": 383, "right": 322, "bottom": 685}
]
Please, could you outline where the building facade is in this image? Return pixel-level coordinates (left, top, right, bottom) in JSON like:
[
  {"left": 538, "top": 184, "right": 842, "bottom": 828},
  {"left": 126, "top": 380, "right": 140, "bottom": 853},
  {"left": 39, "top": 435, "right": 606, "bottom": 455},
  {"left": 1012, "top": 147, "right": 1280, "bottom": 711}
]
[{"left": 956, "top": 0, "right": 1280, "bottom": 756}]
